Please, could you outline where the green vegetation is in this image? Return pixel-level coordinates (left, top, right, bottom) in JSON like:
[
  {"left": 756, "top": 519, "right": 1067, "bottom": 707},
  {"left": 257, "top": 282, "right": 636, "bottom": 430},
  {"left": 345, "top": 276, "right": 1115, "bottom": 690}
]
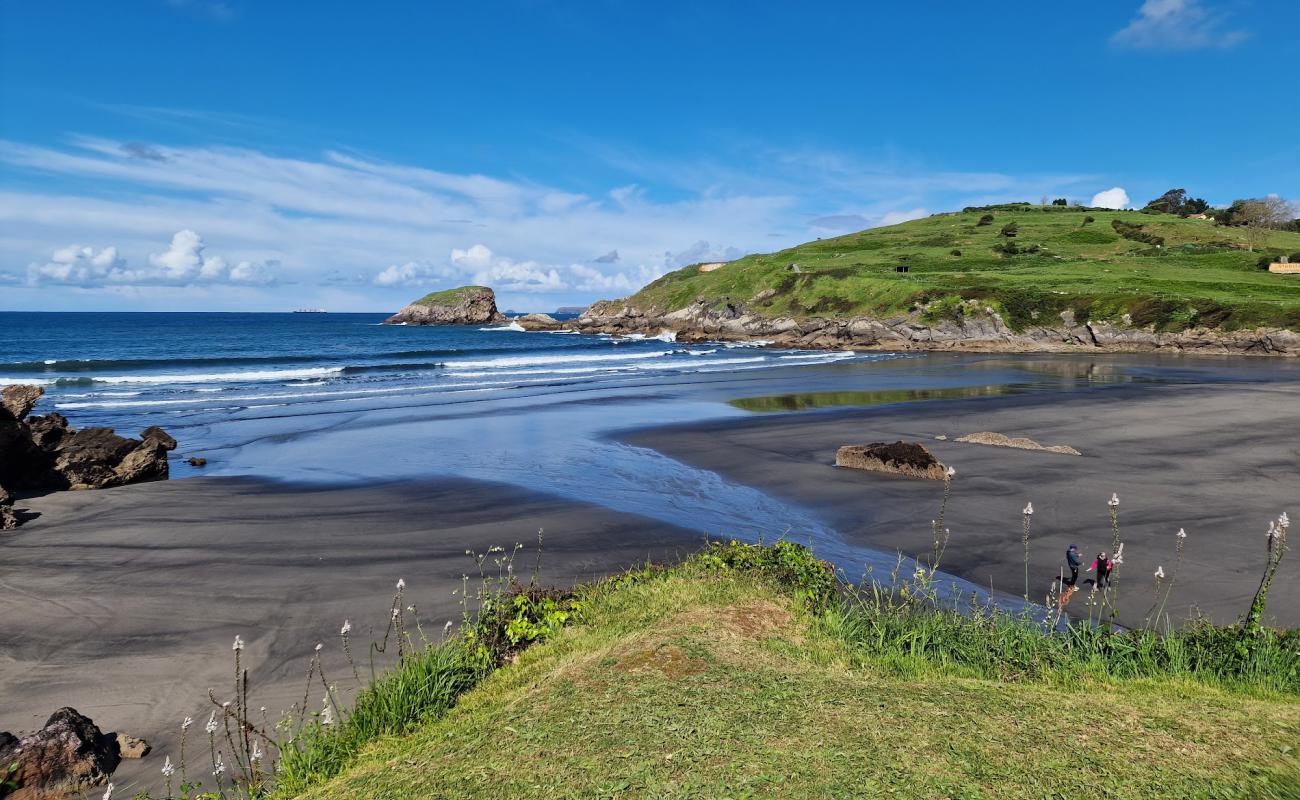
[
  {"left": 727, "top": 383, "right": 1016, "bottom": 412},
  {"left": 410, "top": 285, "right": 490, "bottom": 306},
  {"left": 287, "top": 541, "right": 1299, "bottom": 799},
  {"left": 625, "top": 205, "right": 1300, "bottom": 332}
]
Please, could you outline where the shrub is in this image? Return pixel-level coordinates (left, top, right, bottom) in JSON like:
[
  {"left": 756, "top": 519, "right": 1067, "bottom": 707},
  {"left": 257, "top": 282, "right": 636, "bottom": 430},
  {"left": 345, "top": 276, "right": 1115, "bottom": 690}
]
[
  {"left": 976, "top": 213, "right": 995, "bottom": 226},
  {"left": 999, "top": 222, "right": 1019, "bottom": 237},
  {"left": 1051, "top": 198, "right": 1068, "bottom": 206},
  {"left": 1111, "top": 218, "right": 1165, "bottom": 246},
  {"left": 949, "top": 249, "right": 962, "bottom": 257},
  {"left": 1082, "top": 215, "right": 1095, "bottom": 226}
]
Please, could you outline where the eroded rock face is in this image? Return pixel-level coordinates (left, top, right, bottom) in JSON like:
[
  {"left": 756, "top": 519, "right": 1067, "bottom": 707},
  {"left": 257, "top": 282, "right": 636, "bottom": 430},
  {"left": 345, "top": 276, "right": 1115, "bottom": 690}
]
[
  {"left": 574, "top": 299, "right": 1300, "bottom": 357},
  {"left": 835, "top": 441, "right": 949, "bottom": 480},
  {"left": 0, "top": 708, "right": 121, "bottom": 800},
  {"left": 1, "top": 385, "right": 44, "bottom": 421},
  {"left": 0, "top": 386, "right": 177, "bottom": 497},
  {"left": 383, "top": 286, "right": 507, "bottom": 326}
]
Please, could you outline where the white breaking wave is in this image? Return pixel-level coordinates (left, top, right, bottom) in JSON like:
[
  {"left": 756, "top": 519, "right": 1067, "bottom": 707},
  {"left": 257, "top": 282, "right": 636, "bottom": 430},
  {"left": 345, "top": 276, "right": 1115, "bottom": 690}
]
[
  {"left": 479, "top": 321, "right": 526, "bottom": 332},
  {"left": 616, "top": 330, "right": 677, "bottom": 343},
  {"left": 446, "top": 351, "right": 669, "bottom": 370},
  {"left": 85, "top": 367, "right": 344, "bottom": 386}
]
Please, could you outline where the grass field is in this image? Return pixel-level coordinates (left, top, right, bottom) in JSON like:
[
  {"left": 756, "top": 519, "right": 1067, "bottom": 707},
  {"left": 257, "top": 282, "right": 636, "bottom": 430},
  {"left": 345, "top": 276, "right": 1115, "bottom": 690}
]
[
  {"left": 628, "top": 205, "right": 1300, "bottom": 332},
  {"left": 287, "top": 548, "right": 1300, "bottom": 800}
]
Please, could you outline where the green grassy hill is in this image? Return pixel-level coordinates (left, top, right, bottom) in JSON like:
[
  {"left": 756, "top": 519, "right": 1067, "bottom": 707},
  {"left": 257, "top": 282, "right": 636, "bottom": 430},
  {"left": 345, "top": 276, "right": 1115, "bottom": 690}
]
[
  {"left": 286, "top": 548, "right": 1299, "bottom": 800},
  {"left": 629, "top": 205, "right": 1300, "bottom": 332}
]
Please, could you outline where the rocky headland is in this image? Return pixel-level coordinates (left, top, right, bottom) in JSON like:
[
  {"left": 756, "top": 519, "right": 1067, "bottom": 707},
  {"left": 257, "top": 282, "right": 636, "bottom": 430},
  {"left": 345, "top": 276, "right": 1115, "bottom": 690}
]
[
  {"left": 570, "top": 298, "right": 1300, "bottom": 356},
  {"left": 383, "top": 285, "right": 507, "bottom": 326}
]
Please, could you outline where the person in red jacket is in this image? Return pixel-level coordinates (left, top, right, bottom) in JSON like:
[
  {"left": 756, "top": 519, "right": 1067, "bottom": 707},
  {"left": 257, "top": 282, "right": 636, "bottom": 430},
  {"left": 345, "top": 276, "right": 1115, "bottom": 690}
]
[{"left": 1087, "top": 552, "right": 1113, "bottom": 588}]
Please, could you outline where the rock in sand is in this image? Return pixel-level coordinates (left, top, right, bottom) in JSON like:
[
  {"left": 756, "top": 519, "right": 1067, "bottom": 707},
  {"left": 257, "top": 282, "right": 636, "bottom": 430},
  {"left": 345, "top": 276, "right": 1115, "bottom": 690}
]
[
  {"left": 0, "top": 707, "right": 121, "bottom": 799},
  {"left": 835, "top": 441, "right": 949, "bottom": 480}
]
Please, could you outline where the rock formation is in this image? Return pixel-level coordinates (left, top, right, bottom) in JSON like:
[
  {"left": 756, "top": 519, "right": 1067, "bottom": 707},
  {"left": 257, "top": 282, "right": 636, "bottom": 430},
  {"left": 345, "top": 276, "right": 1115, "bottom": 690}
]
[
  {"left": 383, "top": 285, "right": 507, "bottom": 326},
  {"left": 954, "top": 431, "right": 1081, "bottom": 456},
  {"left": 0, "top": 386, "right": 177, "bottom": 508},
  {"left": 0, "top": 708, "right": 122, "bottom": 799},
  {"left": 835, "top": 441, "right": 949, "bottom": 480},
  {"left": 573, "top": 298, "right": 1300, "bottom": 357},
  {"left": 513, "top": 312, "right": 564, "bottom": 331}
]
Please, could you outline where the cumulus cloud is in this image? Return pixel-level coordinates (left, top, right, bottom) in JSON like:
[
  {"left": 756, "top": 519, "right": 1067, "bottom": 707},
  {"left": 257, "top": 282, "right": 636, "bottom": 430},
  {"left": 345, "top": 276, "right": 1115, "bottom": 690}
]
[
  {"left": 26, "top": 230, "right": 275, "bottom": 286},
  {"left": 28, "top": 245, "right": 127, "bottom": 284},
  {"left": 1112, "top": 0, "right": 1248, "bottom": 50},
  {"left": 1090, "top": 187, "right": 1132, "bottom": 209},
  {"left": 372, "top": 244, "right": 661, "bottom": 295}
]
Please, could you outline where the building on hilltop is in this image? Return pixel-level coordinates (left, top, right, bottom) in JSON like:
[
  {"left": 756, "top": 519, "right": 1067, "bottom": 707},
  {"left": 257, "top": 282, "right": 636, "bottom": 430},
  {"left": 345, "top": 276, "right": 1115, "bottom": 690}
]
[{"left": 1268, "top": 256, "right": 1300, "bottom": 274}]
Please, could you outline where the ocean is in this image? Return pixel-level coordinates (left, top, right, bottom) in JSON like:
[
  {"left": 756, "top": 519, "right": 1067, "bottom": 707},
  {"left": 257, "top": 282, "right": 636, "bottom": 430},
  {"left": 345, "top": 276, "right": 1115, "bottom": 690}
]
[{"left": 0, "top": 311, "right": 875, "bottom": 432}]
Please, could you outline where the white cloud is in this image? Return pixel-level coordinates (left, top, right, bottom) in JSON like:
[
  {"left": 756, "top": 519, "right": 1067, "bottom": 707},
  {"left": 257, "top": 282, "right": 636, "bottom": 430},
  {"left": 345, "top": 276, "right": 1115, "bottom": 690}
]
[
  {"left": 26, "top": 230, "right": 275, "bottom": 286},
  {"left": 1112, "top": 0, "right": 1248, "bottom": 50},
  {"left": 1090, "top": 187, "right": 1132, "bottom": 209},
  {"left": 877, "top": 208, "right": 930, "bottom": 227},
  {"left": 0, "top": 135, "right": 1102, "bottom": 310},
  {"left": 29, "top": 244, "right": 126, "bottom": 284},
  {"left": 372, "top": 244, "right": 657, "bottom": 295}
]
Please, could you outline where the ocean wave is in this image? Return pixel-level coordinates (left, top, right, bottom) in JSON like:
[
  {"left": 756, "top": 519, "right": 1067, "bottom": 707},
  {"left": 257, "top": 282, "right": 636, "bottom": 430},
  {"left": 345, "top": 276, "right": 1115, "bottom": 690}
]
[
  {"left": 446, "top": 351, "right": 669, "bottom": 370},
  {"left": 87, "top": 367, "right": 346, "bottom": 385},
  {"left": 0, "top": 347, "right": 524, "bottom": 373},
  {"left": 616, "top": 330, "right": 677, "bottom": 343},
  {"left": 479, "top": 321, "right": 526, "bottom": 332}
]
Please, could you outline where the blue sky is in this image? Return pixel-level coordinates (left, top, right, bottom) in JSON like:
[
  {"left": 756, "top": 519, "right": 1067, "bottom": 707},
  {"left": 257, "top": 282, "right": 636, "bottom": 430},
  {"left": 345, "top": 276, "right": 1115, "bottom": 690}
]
[{"left": 2, "top": 0, "right": 1297, "bottom": 312}]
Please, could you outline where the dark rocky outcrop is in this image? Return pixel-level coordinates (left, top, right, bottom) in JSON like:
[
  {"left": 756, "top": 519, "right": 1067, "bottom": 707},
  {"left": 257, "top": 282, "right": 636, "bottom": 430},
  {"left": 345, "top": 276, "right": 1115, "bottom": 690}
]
[
  {"left": 383, "top": 285, "right": 507, "bottom": 326},
  {"left": 513, "top": 312, "right": 564, "bottom": 331},
  {"left": 0, "top": 386, "right": 177, "bottom": 502},
  {"left": 0, "top": 708, "right": 121, "bottom": 800},
  {"left": 835, "top": 441, "right": 949, "bottom": 480},
  {"left": 572, "top": 299, "right": 1300, "bottom": 357}
]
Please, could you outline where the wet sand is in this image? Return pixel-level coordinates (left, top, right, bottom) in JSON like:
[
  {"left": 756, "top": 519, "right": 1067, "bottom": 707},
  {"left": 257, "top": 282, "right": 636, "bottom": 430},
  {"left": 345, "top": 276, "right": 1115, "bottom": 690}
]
[
  {"left": 624, "top": 379, "right": 1300, "bottom": 629},
  {"left": 0, "top": 477, "right": 700, "bottom": 790}
]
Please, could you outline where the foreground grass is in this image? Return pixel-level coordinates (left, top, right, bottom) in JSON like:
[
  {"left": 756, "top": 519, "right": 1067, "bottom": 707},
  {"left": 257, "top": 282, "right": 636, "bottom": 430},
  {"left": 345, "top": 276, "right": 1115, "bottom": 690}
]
[
  {"left": 628, "top": 205, "right": 1300, "bottom": 332},
  {"left": 291, "top": 564, "right": 1299, "bottom": 799}
]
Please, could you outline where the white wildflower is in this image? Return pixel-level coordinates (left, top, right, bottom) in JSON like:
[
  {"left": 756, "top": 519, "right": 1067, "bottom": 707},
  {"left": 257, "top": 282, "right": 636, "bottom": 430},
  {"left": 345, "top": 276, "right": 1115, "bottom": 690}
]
[
  {"left": 392, "top": 608, "right": 399, "bottom": 620},
  {"left": 340, "top": 619, "right": 352, "bottom": 636},
  {"left": 1279, "top": 512, "right": 1290, "bottom": 530},
  {"left": 181, "top": 716, "right": 193, "bottom": 730},
  {"left": 102, "top": 783, "right": 113, "bottom": 800},
  {"left": 1176, "top": 528, "right": 1187, "bottom": 539},
  {"left": 406, "top": 605, "right": 416, "bottom": 613},
  {"left": 1108, "top": 493, "right": 1120, "bottom": 508},
  {"left": 444, "top": 620, "right": 454, "bottom": 633},
  {"left": 232, "top": 635, "right": 244, "bottom": 651},
  {"left": 205, "top": 710, "right": 218, "bottom": 734},
  {"left": 488, "top": 545, "right": 504, "bottom": 553},
  {"left": 321, "top": 705, "right": 334, "bottom": 726},
  {"left": 396, "top": 578, "right": 406, "bottom": 590},
  {"left": 314, "top": 642, "right": 323, "bottom": 652},
  {"left": 1154, "top": 566, "right": 1165, "bottom": 579},
  {"left": 1113, "top": 542, "right": 1125, "bottom": 565},
  {"left": 251, "top": 742, "right": 263, "bottom": 763},
  {"left": 1268, "top": 520, "right": 1277, "bottom": 539},
  {"left": 1022, "top": 502, "right": 1034, "bottom": 515},
  {"left": 161, "top": 755, "right": 175, "bottom": 777},
  {"left": 946, "top": 466, "right": 956, "bottom": 478},
  {"left": 213, "top": 753, "right": 225, "bottom": 776}
]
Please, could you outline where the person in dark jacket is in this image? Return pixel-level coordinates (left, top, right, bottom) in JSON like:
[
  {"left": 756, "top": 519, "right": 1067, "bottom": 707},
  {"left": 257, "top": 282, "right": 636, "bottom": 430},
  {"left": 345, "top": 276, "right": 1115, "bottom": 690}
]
[
  {"left": 1065, "top": 545, "right": 1082, "bottom": 586},
  {"left": 1087, "top": 552, "right": 1114, "bottom": 588}
]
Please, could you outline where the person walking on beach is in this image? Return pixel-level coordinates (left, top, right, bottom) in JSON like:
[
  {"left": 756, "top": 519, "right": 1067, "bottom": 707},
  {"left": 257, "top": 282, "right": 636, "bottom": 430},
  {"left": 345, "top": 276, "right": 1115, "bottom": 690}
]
[
  {"left": 1065, "top": 544, "right": 1082, "bottom": 586},
  {"left": 1087, "top": 551, "right": 1113, "bottom": 588}
]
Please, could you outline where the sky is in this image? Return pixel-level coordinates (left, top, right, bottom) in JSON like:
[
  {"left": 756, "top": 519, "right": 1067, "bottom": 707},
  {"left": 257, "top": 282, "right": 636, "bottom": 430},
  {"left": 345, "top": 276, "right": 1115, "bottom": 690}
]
[{"left": 1, "top": 0, "right": 1298, "bottom": 313}]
